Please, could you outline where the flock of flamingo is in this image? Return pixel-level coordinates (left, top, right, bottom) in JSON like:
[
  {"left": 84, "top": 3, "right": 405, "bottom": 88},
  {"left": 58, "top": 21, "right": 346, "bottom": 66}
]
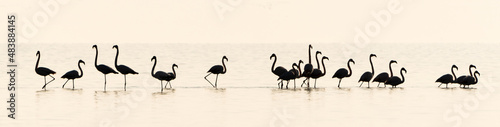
[
  {"left": 34, "top": 44, "right": 480, "bottom": 92},
  {"left": 35, "top": 45, "right": 226, "bottom": 92},
  {"left": 272, "top": 44, "right": 408, "bottom": 89}
]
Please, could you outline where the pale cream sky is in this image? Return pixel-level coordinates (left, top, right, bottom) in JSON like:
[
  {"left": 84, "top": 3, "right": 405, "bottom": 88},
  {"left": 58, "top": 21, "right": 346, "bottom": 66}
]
[{"left": 3, "top": 0, "right": 500, "bottom": 43}]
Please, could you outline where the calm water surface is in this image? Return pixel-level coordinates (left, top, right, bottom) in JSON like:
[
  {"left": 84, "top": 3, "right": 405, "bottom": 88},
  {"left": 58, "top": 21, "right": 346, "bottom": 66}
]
[{"left": 1, "top": 43, "right": 499, "bottom": 127}]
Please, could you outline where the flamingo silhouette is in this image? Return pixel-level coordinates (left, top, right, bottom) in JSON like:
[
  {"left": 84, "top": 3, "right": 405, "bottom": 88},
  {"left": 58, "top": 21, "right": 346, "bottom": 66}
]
[
  {"left": 435, "top": 65, "right": 458, "bottom": 88},
  {"left": 455, "top": 64, "right": 476, "bottom": 88},
  {"left": 385, "top": 67, "right": 407, "bottom": 88},
  {"left": 291, "top": 60, "right": 303, "bottom": 89},
  {"left": 93, "top": 45, "right": 118, "bottom": 91},
  {"left": 270, "top": 53, "right": 288, "bottom": 88},
  {"left": 61, "top": 60, "right": 85, "bottom": 90},
  {"left": 310, "top": 56, "right": 329, "bottom": 88},
  {"left": 164, "top": 64, "right": 178, "bottom": 89},
  {"left": 372, "top": 60, "right": 398, "bottom": 87},
  {"left": 332, "top": 59, "right": 355, "bottom": 88},
  {"left": 460, "top": 71, "right": 480, "bottom": 88},
  {"left": 35, "top": 51, "right": 56, "bottom": 90},
  {"left": 302, "top": 51, "right": 321, "bottom": 88},
  {"left": 301, "top": 44, "right": 314, "bottom": 87},
  {"left": 358, "top": 54, "right": 377, "bottom": 88},
  {"left": 278, "top": 63, "right": 299, "bottom": 89},
  {"left": 205, "top": 56, "right": 228, "bottom": 88},
  {"left": 151, "top": 56, "right": 168, "bottom": 92},
  {"left": 113, "top": 45, "right": 139, "bottom": 91},
  {"left": 151, "top": 56, "right": 178, "bottom": 92}
]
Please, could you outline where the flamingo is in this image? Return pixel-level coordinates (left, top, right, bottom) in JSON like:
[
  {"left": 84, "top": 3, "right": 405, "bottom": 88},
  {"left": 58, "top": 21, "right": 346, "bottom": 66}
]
[
  {"left": 310, "top": 56, "right": 329, "bottom": 88},
  {"left": 278, "top": 63, "right": 299, "bottom": 89},
  {"left": 92, "top": 45, "right": 118, "bottom": 91},
  {"left": 35, "top": 51, "right": 56, "bottom": 90},
  {"left": 435, "top": 65, "right": 458, "bottom": 88},
  {"left": 460, "top": 71, "right": 480, "bottom": 88},
  {"left": 332, "top": 59, "right": 355, "bottom": 88},
  {"left": 302, "top": 44, "right": 314, "bottom": 87},
  {"left": 302, "top": 51, "right": 321, "bottom": 88},
  {"left": 205, "top": 56, "right": 228, "bottom": 88},
  {"left": 270, "top": 53, "right": 288, "bottom": 88},
  {"left": 358, "top": 54, "right": 377, "bottom": 88},
  {"left": 385, "top": 67, "right": 407, "bottom": 88},
  {"left": 372, "top": 60, "right": 398, "bottom": 87},
  {"left": 151, "top": 56, "right": 169, "bottom": 92},
  {"left": 164, "top": 64, "right": 178, "bottom": 89},
  {"left": 455, "top": 64, "right": 476, "bottom": 88},
  {"left": 290, "top": 60, "right": 303, "bottom": 89},
  {"left": 113, "top": 45, "right": 139, "bottom": 91},
  {"left": 61, "top": 60, "right": 85, "bottom": 90}
]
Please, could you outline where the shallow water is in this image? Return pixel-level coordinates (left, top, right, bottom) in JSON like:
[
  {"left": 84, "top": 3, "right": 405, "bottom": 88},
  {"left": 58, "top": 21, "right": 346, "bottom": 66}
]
[{"left": 1, "top": 43, "right": 500, "bottom": 127}]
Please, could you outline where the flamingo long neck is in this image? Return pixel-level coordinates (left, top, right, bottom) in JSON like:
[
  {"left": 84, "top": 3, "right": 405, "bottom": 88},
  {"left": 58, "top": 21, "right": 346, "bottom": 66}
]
[
  {"left": 78, "top": 62, "right": 84, "bottom": 78},
  {"left": 172, "top": 65, "right": 177, "bottom": 77},
  {"left": 469, "top": 66, "right": 474, "bottom": 76},
  {"left": 389, "top": 62, "right": 394, "bottom": 77},
  {"left": 308, "top": 47, "right": 312, "bottom": 64},
  {"left": 369, "top": 56, "right": 374, "bottom": 74},
  {"left": 297, "top": 62, "right": 302, "bottom": 77},
  {"left": 36, "top": 53, "right": 40, "bottom": 69},
  {"left": 400, "top": 69, "right": 405, "bottom": 83},
  {"left": 271, "top": 56, "right": 277, "bottom": 72},
  {"left": 151, "top": 58, "right": 156, "bottom": 77},
  {"left": 347, "top": 61, "right": 352, "bottom": 77},
  {"left": 222, "top": 58, "right": 227, "bottom": 73},
  {"left": 114, "top": 47, "right": 119, "bottom": 68},
  {"left": 451, "top": 67, "right": 457, "bottom": 80},
  {"left": 473, "top": 73, "right": 479, "bottom": 84},
  {"left": 315, "top": 53, "right": 320, "bottom": 70},
  {"left": 321, "top": 58, "right": 327, "bottom": 76},
  {"left": 94, "top": 47, "right": 99, "bottom": 67}
]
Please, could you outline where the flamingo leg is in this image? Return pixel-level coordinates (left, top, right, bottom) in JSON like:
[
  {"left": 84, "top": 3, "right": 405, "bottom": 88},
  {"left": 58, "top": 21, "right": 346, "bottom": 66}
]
[
  {"left": 124, "top": 75, "right": 127, "bottom": 91},
  {"left": 72, "top": 79, "right": 75, "bottom": 90},
  {"left": 377, "top": 82, "right": 381, "bottom": 87},
  {"left": 205, "top": 73, "right": 215, "bottom": 88},
  {"left": 314, "top": 79, "right": 317, "bottom": 88},
  {"left": 368, "top": 82, "right": 370, "bottom": 88},
  {"left": 62, "top": 79, "right": 69, "bottom": 88},
  {"left": 164, "top": 81, "right": 167, "bottom": 89},
  {"left": 104, "top": 75, "right": 107, "bottom": 91},
  {"left": 168, "top": 81, "right": 172, "bottom": 88},
  {"left": 277, "top": 80, "right": 281, "bottom": 88},
  {"left": 293, "top": 79, "right": 296, "bottom": 89},
  {"left": 286, "top": 80, "right": 289, "bottom": 89},
  {"left": 215, "top": 74, "right": 219, "bottom": 88},
  {"left": 47, "top": 75, "right": 55, "bottom": 84},
  {"left": 280, "top": 80, "right": 283, "bottom": 88},
  {"left": 161, "top": 80, "right": 163, "bottom": 93},
  {"left": 438, "top": 83, "right": 443, "bottom": 88},
  {"left": 43, "top": 75, "right": 56, "bottom": 89},
  {"left": 42, "top": 76, "right": 47, "bottom": 90},
  {"left": 300, "top": 79, "right": 307, "bottom": 87},
  {"left": 280, "top": 81, "right": 284, "bottom": 89},
  {"left": 338, "top": 79, "right": 342, "bottom": 88},
  {"left": 359, "top": 82, "right": 363, "bottom": 87},
  {"left": 307, "top": 78, "right": 310, "bottom": 88}
]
